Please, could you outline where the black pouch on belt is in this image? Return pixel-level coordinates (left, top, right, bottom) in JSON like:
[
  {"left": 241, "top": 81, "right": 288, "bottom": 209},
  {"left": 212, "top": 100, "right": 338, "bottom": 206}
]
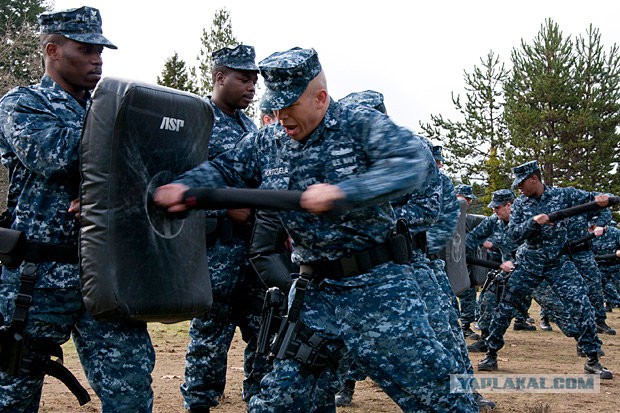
[{"left": 0, "top": 228, "right": 26, "bottom": 268}]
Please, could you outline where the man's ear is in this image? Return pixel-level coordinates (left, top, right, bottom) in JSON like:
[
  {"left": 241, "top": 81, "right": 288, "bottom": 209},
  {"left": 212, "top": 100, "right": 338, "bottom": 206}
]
[
  {"left": 215, "top": 71, "right": 225, "bottom": 86},
  {"left": 45, "top": 42, "right": 60, "bottom": 60},
  {"left": 315, "top": 89, "right": 328, "bottom": 109}
]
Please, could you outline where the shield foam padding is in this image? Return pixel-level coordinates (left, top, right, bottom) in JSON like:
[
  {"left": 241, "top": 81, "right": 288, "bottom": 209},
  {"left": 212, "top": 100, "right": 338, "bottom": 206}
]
[
  {"left": 80, "top": 77, "right": 213, "bottom": 323},
  {"left": 441, "top": 198, "right": 471, "bottom": 295},
  {"left": 466, "top": 213, "right": 490, "bottom": 286}
]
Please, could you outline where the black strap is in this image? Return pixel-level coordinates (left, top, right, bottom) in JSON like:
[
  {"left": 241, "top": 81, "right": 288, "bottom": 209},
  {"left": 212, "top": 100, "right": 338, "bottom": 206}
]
[
  {"left": 3, "top": 262, "right": 90, "bottom": 405},
  {"left": 11, "top": 262, "right": 38, "bottom": 332}
]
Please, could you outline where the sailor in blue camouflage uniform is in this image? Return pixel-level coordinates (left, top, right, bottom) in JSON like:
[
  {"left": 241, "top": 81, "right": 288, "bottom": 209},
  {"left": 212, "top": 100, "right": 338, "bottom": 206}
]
[
  {"left": 426, "top": 146, "right": 463, "bottom": 331},
  {"left": 427, "top": 146, "right": 461, "bottom": 260},
  {"left": 155, "top": 47, "right": 477, "bottom": 412},
  {"left": 180, "top": 45, "right": 267, "bottom": 412},
  {"left": 0, "top": 7, "right": 155, "bottom": 412},
  {"left": 465, "top": 189, "right": 527, "bottom": 351},
  {"left": 592, "top": 222, "right": 620, "bottom": 312},
  {"left": 454, "top": 184, "right": 480, "bottom": 339},
  {"left": 423, "top": 148, "right": 494, "bottom": 410},
  {"left": 397, "top": 142, "right": 485, "bottom": 411},
  {"left": 331, "top": 90, "right": 387, "bottom": 407},
  {"left": 478, "top": 160, "right": 613, "bottom": 379},
  {"left": 562, "top": 209, "right": 615, "bottom": 336}
]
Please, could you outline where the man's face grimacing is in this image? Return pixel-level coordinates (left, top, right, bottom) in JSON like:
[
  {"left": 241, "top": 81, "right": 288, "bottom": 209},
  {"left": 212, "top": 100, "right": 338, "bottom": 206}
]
[
  {"left": 493, "top": 202, "right": 511, "bottom": 222},
  {"left": 274, "top": 79, "right": 328, "bottom": 142},
  {"left": 220, "top": 70, "right": 258, "bottom": 110}
]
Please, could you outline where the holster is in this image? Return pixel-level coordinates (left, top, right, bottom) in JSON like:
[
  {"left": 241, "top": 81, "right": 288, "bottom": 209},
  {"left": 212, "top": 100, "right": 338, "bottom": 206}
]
[
  {"left": 0, "top": 261, "right": 90, "bottom": 405},
  {"left": 256, "top": 287, "right": 287, "bottom": 355},
  {"left": 266, "top": 276, "right": 341, "bottom": 378}
]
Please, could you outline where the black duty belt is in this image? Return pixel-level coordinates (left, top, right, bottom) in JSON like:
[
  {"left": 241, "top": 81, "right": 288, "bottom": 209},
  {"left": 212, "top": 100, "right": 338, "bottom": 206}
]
[
  {"left": 0, "top": 227, "right": 78, "bottom": 267},
  {"left": 299, "top": 243, "right": 397, "bottom": 279},
  {"left": 22, "top": 240, "right": 79, "bottom": 264}
]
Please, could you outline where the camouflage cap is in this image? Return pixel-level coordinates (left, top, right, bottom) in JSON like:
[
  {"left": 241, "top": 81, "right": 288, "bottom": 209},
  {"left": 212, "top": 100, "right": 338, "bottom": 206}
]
[
  {"left": 432, "top": 145, "right": 445, "bottom": 162},
  {"left": 488, "top": 189, "right": 516, "bottom": 209},
  {"left": 511, "top": 160, "right": 540, "bottom": 188},
  {"left": 212, "top": 44, "right": 259, "bottom": 71},
  {"left": 338, "top": 90, "right": 386, "bottom": 114},
  {"left": 455, "top": 184, "right": 477, "bottom": 200},
  {"left": 258, "top": 96, "right": 274, "bottom": 116},
  {"left": 38, "top": 6, "right": 117, "bottom": 49},
  {"left": 258, "top": 47, "right": 322, "bottom": 111}
]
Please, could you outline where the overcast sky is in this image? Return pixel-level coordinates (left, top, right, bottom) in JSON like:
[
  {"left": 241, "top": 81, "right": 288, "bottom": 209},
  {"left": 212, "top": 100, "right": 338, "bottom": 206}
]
[{"left": 53, "top": 0, "right": 620, "bottom": 133}]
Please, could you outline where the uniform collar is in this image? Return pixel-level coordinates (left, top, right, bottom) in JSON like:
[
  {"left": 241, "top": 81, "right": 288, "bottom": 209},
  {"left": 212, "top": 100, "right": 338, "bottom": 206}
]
[{"left": 40, "top": 75, "right": 90, "bottom": 110}]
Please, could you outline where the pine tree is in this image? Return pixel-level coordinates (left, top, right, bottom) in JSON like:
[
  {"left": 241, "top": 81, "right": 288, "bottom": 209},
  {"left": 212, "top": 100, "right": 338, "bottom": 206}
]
[
  {"left": 571, "top": 25, "right": 620, "bottom": 194},
  {"left": 504, "top": 19, "right": 577, "bottom": 186},
  {"left": 193, "top": 8, "right": 238, "bottom": 97},
  {"left": 420, "top": 50, "right": 511, "bottom": 207},
  {"left": 157, "top": 52, "right": 196, "bottom": 93},
  {"left": 0, "top": 0, "right": 47, "bottom": 95},
  {"left": 504, "top": 19, "right": 620, "bottom": 193},
  {"left": 190, "top": 8, "right": 257, "bottom": 120}
]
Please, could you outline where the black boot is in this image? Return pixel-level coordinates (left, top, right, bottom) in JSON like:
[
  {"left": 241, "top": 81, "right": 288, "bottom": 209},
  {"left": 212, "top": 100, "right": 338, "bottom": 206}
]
[
  {"left": 478, "top": 350, "right": 498, "bottom": 371},
  {"left": 540, "top": 316, "right": 553, "bottom": 331},
  {"left": 467, "top": 331, "right": 488, "bottom": 353},
  {"left": 462, "top": 323, "right": 480, "bottom": 340},
  {"left": 473, "top": 391, "right": 496, "bottom": 410},
  {"left": 187, "top": 408, "right": 210, "bottom": 413},
  {"left": 597, "top": 321, "right": 617, "bottom": 335},
  {"left": 513, "top": 318, "right": 536, "bottom": 331},
  {"left": 467, "top": 338, "right": 488, "bottom": 353},
  {"left": 335, "top": 379, "right": 356, "bottom": 407},
  {"left": 584, "top": 354, "right": 613, "bottom": 379}
]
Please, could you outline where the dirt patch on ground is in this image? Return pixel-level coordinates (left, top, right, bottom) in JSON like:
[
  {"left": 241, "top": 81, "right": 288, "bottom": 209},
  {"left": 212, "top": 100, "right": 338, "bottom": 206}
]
[{"left": 40, "top": 302, "right": 619, "bottom": 412}]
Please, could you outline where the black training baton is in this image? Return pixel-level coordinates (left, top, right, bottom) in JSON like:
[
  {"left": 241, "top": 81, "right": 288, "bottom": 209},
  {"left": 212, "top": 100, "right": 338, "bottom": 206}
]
[
  {"left": 182, "top": 188, "right": 304, "bottom": 211},
  {"left": 547, "top": 196, "right": 619, "bottom": 223}
]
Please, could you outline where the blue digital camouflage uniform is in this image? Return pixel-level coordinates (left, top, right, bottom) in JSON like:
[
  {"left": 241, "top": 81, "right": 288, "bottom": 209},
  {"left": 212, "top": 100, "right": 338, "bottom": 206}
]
[
  {"left": 559, "top": 210, "right": 611, "bottom": 326},
  {"left": 466, "top": 213, "right": 518, "bottom": 333},
  {"left": 181, "top": 91, "right": 267, "bottom": 408},
  {"left": 425, "top": 172, "right": 478, "bottom": 377},
  {"left": 0, "top": 74, "right": 155, "bottom": 411},
  {"left": 592, "top": 225, "right": 620, "bottom": 307},
  {"left": 427, "top": 171, "right": 460, "bottom": 256},
  {"left": 393, "top": 162, "right": 477, "bottom": 411},
  {"left": 466, "top": 196, "right": 581, "bottom": 338},
  {"left": 176, "top": 88, "right": 476, "bottom": 411},
  {"left": 427, "top": 170, "right": 461, "bottom": 318},
  {"left": 485, "top": 185, "right": 603, "bottom": 356}
]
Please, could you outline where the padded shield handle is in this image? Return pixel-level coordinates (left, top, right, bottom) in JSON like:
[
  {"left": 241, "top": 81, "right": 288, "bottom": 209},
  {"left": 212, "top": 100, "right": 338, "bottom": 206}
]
[{"left": 183, "top": 188, "right": 304, "bottom": 211}]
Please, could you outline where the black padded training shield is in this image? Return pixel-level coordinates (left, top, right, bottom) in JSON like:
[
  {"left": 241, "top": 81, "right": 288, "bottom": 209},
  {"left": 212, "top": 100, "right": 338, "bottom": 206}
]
[
  {"left": 441, "top": 198, "right": 471, "bottom": 295},
  {"left": 466, "top": 213, "right": 489, "bottom": 287},
  {"left": 80, "top": 77, "right": 213, "bottom": 323}
]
